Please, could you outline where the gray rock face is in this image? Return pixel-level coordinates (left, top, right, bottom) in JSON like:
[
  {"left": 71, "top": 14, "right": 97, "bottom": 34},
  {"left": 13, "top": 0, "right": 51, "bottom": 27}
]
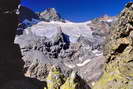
[
  {"left": 39, "top": 8, "right": 65, "bottom": 22},
  {"left": 15, "top": 21, "right": 108, "bottom": 84},
  {"left": 15, "top": 6, "right": 116, "bottom": 87}
]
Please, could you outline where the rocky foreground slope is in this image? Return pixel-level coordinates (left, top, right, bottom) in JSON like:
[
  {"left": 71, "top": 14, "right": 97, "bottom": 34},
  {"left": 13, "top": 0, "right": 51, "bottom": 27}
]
[{"left": 93, "top": 2, "right": 133, "bottom": 89}]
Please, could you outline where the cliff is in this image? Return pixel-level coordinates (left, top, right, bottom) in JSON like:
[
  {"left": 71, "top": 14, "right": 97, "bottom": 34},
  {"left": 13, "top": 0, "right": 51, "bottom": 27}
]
[{"left": 93, "top": 2, "right": 133, "bottom": 89}]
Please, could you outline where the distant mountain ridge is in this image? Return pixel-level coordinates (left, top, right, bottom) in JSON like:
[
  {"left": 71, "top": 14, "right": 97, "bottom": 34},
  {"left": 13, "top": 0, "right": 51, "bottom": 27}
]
[
  {"left": 19, "top": 6, "right": 39, "bottom": 22},
  {"left": 18, "top": 6, "right": 65, "bottom": 31},
  {"left": 19, "top": 6, "right": 65, "bottom": 22}
]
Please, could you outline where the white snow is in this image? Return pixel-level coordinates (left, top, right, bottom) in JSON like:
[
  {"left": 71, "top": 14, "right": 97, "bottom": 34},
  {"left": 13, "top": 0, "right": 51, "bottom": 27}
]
[
  {"left": 76, "top": 59, "right": 91, "bottom": 67},
  {"left": 92, "top": 50, "right": 103, "bottom": 56},
  {"left": 106, "top": 19, "right": 113, "bottom": 22},
  {"left": 24, "top": 21, "right": 93, "bottom": 43},
  {"left": 64, "top": 63, "right": 76, "bottom": 69}
]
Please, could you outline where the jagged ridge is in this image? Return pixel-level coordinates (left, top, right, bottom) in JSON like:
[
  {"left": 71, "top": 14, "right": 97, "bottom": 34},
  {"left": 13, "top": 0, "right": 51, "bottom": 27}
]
[{"left": 93, "top": 2, "right": 133, "bottom": 89}]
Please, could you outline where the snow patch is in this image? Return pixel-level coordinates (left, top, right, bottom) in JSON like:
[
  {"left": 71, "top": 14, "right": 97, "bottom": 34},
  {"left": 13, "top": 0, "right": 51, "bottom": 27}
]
[
  {"left": 76, "top": 59, "right": 91, "bottom": 67},
  {"left": 64, "top": 63, "right": 76, "bottom": 69}
]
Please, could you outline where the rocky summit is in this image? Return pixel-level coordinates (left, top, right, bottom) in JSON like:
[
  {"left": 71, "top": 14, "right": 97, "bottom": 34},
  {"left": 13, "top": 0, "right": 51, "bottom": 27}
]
[
  {"left": 39, "top": 8, "right": 65, "bottom": 22},
  {"left": 93, "top": 2, "right": 133, "bottom": 89}
]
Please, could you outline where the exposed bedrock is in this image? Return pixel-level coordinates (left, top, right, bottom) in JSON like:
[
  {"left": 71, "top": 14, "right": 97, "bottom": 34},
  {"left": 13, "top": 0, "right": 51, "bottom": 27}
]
[
  {"left": 44, "top": 66, "right": 91, "bottom": 89},
  {"left": 93, "top": 2, "right": 133, "bottom": 89}
]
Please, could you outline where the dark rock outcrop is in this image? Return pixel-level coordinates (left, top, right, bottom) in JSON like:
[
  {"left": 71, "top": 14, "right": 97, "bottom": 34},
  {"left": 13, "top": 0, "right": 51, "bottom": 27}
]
[
  {"left": 93, "top": 2, "right": 133, "bottom": 89},
  {"left": 0, "top": 0, "right": 20, "bottom": 43},
  {"left": 0, "top": 1, "right": 44, "bottom": 89},
  {"left": 0, "top": 0, "right": 20, "bottom": 11},
  {"left": 17, "top": 6, "right": 40, "bottom": 35},
  {"left": 0, "top": 0, "right": 23, "bottom": 86},
  {"left": 19, "top": 6, "right": 39, "bottom": 22}
]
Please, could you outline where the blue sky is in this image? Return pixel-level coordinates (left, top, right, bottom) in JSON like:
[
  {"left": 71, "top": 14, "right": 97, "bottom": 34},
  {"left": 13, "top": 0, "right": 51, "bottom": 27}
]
[{"left": 21, "top": 0, "right": 132, "bottom": 22}]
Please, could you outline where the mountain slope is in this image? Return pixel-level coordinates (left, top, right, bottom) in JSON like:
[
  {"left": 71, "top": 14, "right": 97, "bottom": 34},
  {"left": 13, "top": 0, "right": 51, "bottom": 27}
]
[
  {"left": 19, "top": 6, "right": 39, "bottom": 22},
  {"left": 15, "top": 6, "right": 117, "bottom": 88},
  {"left": 93, "top": 2, "right": 133, "bottom": 89}
]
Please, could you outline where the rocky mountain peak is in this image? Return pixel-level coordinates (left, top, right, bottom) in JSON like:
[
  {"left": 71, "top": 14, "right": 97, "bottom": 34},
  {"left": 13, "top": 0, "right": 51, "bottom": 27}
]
[
  {"left": 39, "top": 8, "right": 65, "bottom": 22},
  {"left": 46, "top": 8, "right": 57, "bottom": 14}
]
